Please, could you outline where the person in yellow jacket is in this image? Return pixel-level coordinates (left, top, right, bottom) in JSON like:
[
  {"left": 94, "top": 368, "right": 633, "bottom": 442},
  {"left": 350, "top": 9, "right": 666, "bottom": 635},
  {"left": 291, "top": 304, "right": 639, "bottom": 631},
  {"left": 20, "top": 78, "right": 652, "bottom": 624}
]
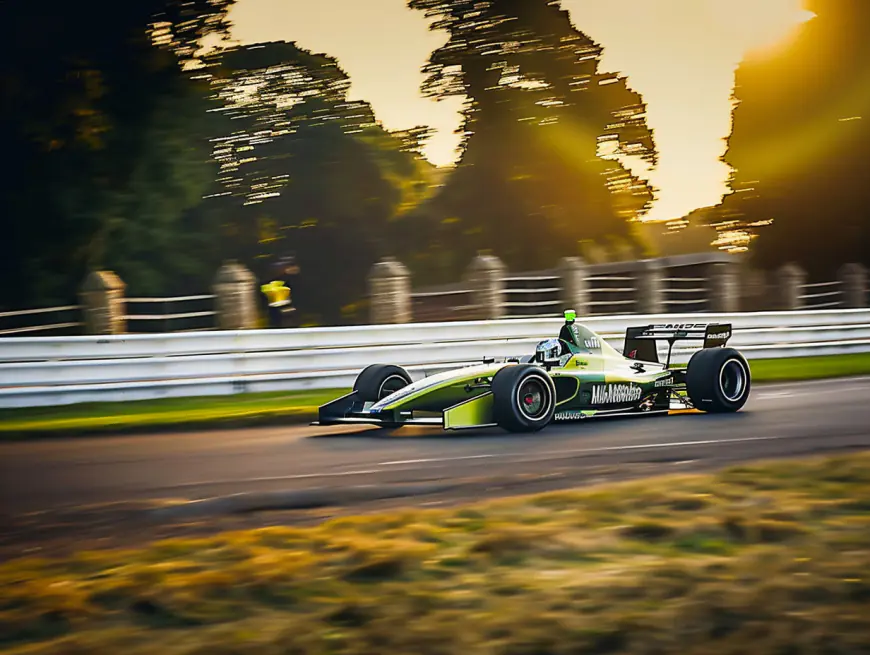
[{"left": 261, "top": 280, "right": 294, "bottom": 328}]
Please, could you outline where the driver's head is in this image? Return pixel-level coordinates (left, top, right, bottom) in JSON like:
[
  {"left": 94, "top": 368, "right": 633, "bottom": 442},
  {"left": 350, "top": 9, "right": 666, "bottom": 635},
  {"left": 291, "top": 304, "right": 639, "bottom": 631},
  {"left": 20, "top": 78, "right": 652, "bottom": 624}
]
[{"left": 564, "top": 309, "right": 576, "bottom": 324}]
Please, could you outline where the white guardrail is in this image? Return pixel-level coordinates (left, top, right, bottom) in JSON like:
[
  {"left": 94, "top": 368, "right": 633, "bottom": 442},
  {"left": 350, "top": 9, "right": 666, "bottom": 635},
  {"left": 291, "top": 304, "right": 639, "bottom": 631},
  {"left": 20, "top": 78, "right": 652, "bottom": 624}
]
[{"left": 0, "top": 310, "right": 869, "bottom": 409}]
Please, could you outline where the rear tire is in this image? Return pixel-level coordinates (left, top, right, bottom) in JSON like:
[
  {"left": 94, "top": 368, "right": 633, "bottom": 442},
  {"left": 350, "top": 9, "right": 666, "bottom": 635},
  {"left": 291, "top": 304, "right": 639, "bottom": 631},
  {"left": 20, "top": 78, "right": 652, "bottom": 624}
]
[
  {"left": 353, "top": 364, "right": 412, "bottom": 402},
  {"left": 686, "top": 348, "right": 751, "bottom": 413},
  {"left": 492, "top": 364, "right": 556, "bottom": 433}
]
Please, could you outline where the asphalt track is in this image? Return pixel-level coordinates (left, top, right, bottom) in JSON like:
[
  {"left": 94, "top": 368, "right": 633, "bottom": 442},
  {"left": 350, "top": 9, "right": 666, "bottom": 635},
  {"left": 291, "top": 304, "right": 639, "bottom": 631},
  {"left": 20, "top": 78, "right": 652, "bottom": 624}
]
[{"left": 2, "top": 375, "right": 870, "bottom": 517}]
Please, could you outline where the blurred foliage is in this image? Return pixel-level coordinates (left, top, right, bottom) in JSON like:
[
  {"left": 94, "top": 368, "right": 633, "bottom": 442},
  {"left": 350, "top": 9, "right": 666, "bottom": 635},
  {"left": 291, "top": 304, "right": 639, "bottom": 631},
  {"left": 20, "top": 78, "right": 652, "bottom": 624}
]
[
  {"left": 404, "top": 0, "right": 657, "bottom": 280},
  {"left": 0, "top": 0, "right": 234, "bottom": 308},
  {"left": 722, "top": 0, "right": 870, "bottom": 276},
  {"left": 198, "top": 42, "right": 440, "bottom": 324},
  {"left": 11, "top": 0, "right": 870, "bottom": 319},
  {"left": 638, "top": 207, "right": 728, "bottom": 257}
]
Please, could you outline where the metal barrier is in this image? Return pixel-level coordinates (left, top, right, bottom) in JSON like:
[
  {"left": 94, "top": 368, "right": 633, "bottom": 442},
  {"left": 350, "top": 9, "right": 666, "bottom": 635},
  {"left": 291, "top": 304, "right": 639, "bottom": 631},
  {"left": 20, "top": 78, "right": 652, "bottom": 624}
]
[{"left": 1, "top": 309, "right": 869, "bottom": 408}]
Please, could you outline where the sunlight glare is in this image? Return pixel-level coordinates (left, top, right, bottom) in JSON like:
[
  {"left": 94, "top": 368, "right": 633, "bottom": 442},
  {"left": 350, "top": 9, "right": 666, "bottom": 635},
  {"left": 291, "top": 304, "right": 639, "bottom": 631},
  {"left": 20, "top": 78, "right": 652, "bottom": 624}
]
[{"left": 707, "top": 0, "right": 814, "bottom": 56}]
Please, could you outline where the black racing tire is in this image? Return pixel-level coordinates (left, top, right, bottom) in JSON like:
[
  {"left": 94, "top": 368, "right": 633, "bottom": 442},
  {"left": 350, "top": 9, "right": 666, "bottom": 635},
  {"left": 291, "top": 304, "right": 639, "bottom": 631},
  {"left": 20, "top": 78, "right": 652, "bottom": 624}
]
[
  {"left": 491, "top": 364, "right": 556, "bottom": 433},
  {"left": 353, "top": 364, "right": 412, "bottom": 402},
  {"left": 686, "top": 347, "right": 751, "bottom": 413}
]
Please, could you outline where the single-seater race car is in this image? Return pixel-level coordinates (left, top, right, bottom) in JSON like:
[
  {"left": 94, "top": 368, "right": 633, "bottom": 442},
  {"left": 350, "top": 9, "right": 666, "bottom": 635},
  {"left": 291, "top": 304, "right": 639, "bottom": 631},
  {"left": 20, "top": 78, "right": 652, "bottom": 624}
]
[{"left": 314, "top": 310, "right": 750, "bottom": 433}]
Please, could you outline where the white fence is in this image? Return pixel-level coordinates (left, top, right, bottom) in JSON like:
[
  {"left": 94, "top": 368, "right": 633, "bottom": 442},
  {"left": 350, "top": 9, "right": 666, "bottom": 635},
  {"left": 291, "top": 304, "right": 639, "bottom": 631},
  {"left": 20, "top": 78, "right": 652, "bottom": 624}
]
[
  {"left": 125, "top": 294, "right": 218, "bottom": 333},
  {"left": 0, "top": 305, "right": 83, "bottom": 336},
  {"left": 0, "top": 295, "right": 220, "bottom": 337},
  {"left": 1, "top": 309, "right": 869, "bottom": 409}
]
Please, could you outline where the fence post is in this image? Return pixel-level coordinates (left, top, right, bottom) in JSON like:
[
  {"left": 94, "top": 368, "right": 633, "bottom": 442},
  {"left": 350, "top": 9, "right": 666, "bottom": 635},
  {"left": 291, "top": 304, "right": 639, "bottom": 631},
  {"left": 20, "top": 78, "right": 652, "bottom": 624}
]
[
  {"left": 368, "top": 257, "right": 411, "bottom": 324},
  {"left": 465, "top": 254, "right": 506, "bottom": 320},
  {"left": 213, "top": 261, "right": 257, "bottom": 330},
  {"left": 634, "top": 260, "right": 664, "bottom": 314},
  {"left": 79, "top": 271, "right": 127, "bottom": 335},
  {"left": 775, "top": 263, "right": 806, "bottom": 310},
  {"left": 838, "top": 263, "right": 867, "bottom": 308},
  {"left": 707, "top": 260, "right": 740, "bottom": 313},
  {"left": 558, "top": 257, "right": 589, "bottom": 316}
]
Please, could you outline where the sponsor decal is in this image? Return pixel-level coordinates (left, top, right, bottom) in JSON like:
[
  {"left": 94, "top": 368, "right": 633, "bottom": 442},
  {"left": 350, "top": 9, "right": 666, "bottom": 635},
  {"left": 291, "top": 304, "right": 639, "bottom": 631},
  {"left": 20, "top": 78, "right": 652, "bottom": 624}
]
[
  {"left": 555, "top": 410, "right": 585, "bottom": 421},
  {"left": 655, "top": 377, "right": 674, "bottom": 388},
  {"left": 590, "top": 383, "right": 643, "bottom": 405},
  {"left": 575, "top": 359, "right": 588, "bottom": 367},
  {"left": 651, "top": 323, "right": 707, "bottom": 330},
  {"left": 707, "top": 331, "right": 731, "bottom": 340},
  {"left": 628, "top": 349, "right": 638, "bottom": 359},
  {"left": 570, "top": 325, "right": 601, "bottom": 350}
]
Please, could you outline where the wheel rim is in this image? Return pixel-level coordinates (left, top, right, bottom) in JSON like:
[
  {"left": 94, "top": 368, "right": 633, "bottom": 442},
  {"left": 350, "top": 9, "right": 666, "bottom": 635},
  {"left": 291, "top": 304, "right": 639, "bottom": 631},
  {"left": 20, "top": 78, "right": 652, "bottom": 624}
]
[
  {"left": 719, "top": 359, "right": 747, "bottom": 402},
  {"left": 516, "top": 377, "right": 550, "bottom": 420},
  {"left": 378, "top": 375, "right": 407, "bottom": 400}
]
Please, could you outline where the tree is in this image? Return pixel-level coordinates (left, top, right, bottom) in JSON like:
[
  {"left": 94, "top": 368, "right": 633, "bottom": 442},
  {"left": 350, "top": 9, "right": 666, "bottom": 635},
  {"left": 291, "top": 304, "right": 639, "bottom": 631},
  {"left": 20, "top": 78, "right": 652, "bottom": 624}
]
[
  {"left": 199, "top": 42, "right": 439, "bottom": 324},
  {"left": 99, "top": 78, "right": 227, "bottom": 296},
  {"left": 723, "top": 0, "right": 870, "bottom": 276},
  {"left": 0, "top": 0, "right": 234, "bottom": 308},
  {"left": 407, "top": 0, "right": 657, "bottom": 274}
]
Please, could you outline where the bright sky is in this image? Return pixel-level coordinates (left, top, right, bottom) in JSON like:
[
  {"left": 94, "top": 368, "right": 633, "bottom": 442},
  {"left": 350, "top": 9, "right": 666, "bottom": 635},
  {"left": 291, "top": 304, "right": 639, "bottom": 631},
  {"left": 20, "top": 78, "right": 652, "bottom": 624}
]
[{"left": 228, "top": 0, "right": 812, "bottom": 221}]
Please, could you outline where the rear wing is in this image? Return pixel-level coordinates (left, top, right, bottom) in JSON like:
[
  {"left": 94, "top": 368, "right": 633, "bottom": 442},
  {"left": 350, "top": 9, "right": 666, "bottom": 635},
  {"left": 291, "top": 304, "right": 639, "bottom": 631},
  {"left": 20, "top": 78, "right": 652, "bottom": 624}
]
[{"left": 623, "top": 323, "right": 732, "bottom": 365}]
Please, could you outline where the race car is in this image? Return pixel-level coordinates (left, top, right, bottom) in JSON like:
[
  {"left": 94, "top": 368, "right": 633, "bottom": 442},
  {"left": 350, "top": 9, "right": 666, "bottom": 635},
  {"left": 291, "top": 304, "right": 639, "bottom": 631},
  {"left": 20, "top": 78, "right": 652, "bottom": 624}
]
[{"left": 314, "top": 310, "right": 751, "bottom": 433}]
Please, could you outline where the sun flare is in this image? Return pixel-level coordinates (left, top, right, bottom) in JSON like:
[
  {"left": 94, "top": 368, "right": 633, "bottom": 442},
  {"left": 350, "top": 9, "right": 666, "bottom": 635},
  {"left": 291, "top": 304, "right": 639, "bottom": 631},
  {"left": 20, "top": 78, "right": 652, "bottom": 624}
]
[{"left": 707, "top": 0, "right": 815, "bottom": 57}]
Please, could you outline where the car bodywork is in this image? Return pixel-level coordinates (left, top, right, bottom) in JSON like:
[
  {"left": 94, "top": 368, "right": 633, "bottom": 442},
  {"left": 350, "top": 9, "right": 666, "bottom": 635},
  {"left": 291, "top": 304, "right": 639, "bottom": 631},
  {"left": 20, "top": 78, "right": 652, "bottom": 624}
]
[{"left": 315, "top": 321, "right": 734, "bottom": 431}]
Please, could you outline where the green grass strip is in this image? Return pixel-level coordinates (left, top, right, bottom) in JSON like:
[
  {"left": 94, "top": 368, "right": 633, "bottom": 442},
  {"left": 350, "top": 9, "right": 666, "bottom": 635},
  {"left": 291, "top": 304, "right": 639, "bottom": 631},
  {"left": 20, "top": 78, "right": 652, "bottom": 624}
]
[
  {"left": 749, "top": 351, "right": 870, "bottom": 381},
  {"left": 0, "top": 389, "right": 347, "bottom": 438}
]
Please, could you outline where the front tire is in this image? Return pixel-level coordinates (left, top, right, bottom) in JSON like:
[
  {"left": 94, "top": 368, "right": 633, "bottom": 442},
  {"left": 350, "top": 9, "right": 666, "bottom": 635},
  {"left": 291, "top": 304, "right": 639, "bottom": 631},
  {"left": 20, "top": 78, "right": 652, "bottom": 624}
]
[
  {"left": 353, "top": 364, "right": 412, "bottom": 402},
  {"left": 492, "top": 364, "right": 556, "bottom": 433},
  {"left": 686, "top": 348, "right": 751, "bottom": 413}
]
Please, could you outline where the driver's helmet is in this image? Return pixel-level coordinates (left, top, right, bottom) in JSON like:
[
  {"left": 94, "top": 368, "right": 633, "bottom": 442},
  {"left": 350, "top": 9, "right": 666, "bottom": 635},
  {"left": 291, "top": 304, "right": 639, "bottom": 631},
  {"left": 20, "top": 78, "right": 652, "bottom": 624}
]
[{"left": 534, "top": 337, "right": 562, "bottom": 362}]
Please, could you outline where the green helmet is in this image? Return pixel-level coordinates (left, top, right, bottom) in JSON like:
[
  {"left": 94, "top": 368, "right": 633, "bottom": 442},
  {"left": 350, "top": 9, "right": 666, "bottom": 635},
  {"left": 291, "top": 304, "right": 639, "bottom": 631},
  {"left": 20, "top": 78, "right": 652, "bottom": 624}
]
[{"left": 564, "top": 309, "right": 576, "bottom": 322}]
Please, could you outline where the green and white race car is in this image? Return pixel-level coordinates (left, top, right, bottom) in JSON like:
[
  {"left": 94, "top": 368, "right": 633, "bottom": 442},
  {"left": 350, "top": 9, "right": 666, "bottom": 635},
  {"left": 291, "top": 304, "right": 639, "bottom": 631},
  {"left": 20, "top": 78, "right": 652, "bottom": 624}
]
[{"left": 315, "top": 310, "right": 751, "bottom": 433}]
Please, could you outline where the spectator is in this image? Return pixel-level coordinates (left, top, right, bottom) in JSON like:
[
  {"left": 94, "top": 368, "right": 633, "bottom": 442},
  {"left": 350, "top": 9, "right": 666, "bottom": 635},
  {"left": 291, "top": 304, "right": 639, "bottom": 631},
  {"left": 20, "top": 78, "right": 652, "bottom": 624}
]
[{"left": 261, "top": 280, "right": 294, "bottom": 328}]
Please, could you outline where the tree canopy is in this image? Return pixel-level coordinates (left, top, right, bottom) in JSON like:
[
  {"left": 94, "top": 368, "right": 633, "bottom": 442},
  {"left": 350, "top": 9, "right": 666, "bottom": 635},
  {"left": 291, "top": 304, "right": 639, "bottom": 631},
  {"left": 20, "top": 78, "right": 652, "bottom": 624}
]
[
  {"left": 2, "top": 0, "right": 665, "bottom": 322},
  {"left": 198, "top": 42, "right": 439, "bottom": 324},
  {"left": 723, "top": 0, "right": 870, "bottom": 276},
  {"left": 407, "top": 0, "right": 657, "bottom": 275},
  {"left": 0, "top": 0, "right": 234, "bottom": 308}
]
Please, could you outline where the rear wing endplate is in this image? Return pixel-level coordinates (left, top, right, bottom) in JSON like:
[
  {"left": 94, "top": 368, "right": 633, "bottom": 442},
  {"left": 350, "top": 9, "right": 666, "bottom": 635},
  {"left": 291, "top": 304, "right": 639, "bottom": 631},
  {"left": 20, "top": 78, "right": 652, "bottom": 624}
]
[{"left": 623, "top": 323, "right": 732, "bottom": 365}]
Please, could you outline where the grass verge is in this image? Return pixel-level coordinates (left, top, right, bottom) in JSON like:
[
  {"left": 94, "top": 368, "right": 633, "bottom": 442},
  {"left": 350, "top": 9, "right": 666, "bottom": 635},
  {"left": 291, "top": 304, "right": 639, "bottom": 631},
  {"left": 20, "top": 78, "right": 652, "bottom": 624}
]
[
  {"left": 1, "top": 353, "right": 869, "bottom": 439},
  {"left": 749, "top": 351, "right": 870, "bottom": 382},
  {"left": 2, "top": 452, "right": 870, "bottom": 654},
  {"left": 0, "top": 390, "right": 346, "bottom": 439}
]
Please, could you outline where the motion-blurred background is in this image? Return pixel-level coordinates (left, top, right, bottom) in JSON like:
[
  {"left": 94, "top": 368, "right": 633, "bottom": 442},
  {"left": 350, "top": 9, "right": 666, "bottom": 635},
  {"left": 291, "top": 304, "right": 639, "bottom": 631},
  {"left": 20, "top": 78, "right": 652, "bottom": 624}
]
[{"left": 2, "top": 0, "right": 866, "bottom": 329}]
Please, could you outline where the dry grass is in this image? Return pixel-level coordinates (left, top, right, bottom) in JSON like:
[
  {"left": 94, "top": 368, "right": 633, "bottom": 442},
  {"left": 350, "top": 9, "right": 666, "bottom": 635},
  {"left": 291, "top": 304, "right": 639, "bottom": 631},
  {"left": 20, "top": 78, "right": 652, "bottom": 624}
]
[{"left": 3, "top": 453, "right": 870, "bottom": 654}]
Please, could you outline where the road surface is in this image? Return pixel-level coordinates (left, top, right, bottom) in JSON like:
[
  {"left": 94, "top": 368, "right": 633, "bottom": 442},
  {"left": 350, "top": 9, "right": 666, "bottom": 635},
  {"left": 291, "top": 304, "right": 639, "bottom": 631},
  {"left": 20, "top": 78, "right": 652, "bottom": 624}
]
[{"left": 2, "top": 377, "right": 870, "bottom": 556}]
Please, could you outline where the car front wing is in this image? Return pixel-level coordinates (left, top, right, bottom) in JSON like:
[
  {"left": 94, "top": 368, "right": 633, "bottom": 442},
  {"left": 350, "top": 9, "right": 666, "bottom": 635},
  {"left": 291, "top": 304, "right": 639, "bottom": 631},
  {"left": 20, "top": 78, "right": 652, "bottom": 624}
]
[{"left": 312, "top": 391, "right": 497, "bottom": 431}]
